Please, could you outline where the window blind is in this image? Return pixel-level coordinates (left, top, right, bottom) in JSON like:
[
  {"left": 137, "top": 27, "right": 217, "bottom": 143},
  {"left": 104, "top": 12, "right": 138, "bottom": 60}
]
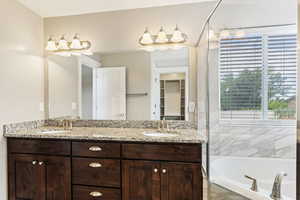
[
  {"left": 219, "top": 33, "right": 297, "bottom": 120},
  {"left": 220, "top": 36, "right": 263, "bottom": 119},
  {"left": 267, "top": 34, "right": 297, "bottom": 120}
]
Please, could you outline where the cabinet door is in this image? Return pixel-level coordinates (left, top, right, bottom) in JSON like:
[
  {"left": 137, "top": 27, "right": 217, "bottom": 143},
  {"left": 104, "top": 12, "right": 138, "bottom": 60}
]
[
  {"left": 8, "top": 154, "right": 45, "bottom": 200},
  {"left": 40, "top": 156, "right": 71, "bottom": 200},
  {"left": 122, "top": 160, "right": 160, "bottom": 200},
  {"left": 161, "top": 163, "right": 202, "bottom": 200}
]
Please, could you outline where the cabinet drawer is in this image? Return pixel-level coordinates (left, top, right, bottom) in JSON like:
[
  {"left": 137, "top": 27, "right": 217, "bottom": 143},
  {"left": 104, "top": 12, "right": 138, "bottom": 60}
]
[
  {"left": 122, "top": 143, "right": 201, "bottom": 162},
  {"left": 72, "top": 158, "right": 120, "bottom": 187},
  {"left": 8, "top": 139, "right": 70, "bottom": 155},
  {"left": 72, "top": 142, "right": 120, "bottom": 158},
  {"left": 73, "top": 185, "right": 120, "bottom": 200}
]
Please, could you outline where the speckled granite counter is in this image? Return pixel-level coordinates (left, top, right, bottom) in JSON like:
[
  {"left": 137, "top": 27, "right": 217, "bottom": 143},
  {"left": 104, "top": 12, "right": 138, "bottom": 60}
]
[{"left": 3, "top": 127, "right": 206, "bottom": 144}]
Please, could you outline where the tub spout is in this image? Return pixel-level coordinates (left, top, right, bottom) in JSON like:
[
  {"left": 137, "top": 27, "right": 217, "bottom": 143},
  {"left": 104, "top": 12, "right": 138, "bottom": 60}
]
[
  {"left": 270, "top": 172, "right": 287, "bottom": 200},
  {"left": 245, "top": 175, "right": 258, "bottom": 192}
]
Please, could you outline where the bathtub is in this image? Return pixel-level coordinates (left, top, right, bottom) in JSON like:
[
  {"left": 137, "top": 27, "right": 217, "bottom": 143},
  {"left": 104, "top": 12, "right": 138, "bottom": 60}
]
[{"left": 210, "top": 156, "right": 296, "bottom": 200}]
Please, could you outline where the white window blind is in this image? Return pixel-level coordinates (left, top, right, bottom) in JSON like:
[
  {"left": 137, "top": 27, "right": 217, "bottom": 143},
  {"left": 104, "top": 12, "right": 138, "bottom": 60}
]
[{"left": 219, "top": 33, "right": 297, "bottom": 120}]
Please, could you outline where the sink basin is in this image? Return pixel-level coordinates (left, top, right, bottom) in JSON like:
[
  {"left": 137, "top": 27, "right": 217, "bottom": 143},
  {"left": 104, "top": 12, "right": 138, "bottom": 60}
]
[
  {"left": 40, "top": 130, "right": 71, "bottom": 134},
  {"left": 143, "top": 131, "right": 177, "bottom": 137}
]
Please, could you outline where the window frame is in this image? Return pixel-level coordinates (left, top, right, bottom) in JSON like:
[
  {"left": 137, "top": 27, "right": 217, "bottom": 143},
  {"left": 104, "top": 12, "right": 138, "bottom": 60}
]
[{"left": 218, "top": 31, "right": 297, "bottom": 125}]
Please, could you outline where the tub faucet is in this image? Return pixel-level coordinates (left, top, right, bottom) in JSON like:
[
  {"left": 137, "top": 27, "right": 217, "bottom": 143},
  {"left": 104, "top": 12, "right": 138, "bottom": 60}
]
[
  {"left": 270, "top": 172, "right": 287, "bottom": 200},
  {"left": 245, "top": 175, "right": 258, "bottom": 192}
]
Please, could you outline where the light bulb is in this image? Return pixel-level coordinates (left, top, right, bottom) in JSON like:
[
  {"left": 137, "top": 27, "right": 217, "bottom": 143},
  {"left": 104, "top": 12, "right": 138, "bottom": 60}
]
[
  {"left": 171, "top": 25, "right": 185, "bottom": 43},
  {"left": 155, "top": 27, "right": 169, "bottom": 43},
  {"left": 57, "top": 35, "right": 69, "bottom": 50},
  {"left": 220, "top": 30, "right": 230, "bottom": 39},
  {"left": 46, "top": 37, "right": 57, "bottom": 51},
  {"left": 70, "top": 34, "right": 83, "bottom": 49},
  {"left": 139, "top": 28, "right": 153, "bottom": 45}
]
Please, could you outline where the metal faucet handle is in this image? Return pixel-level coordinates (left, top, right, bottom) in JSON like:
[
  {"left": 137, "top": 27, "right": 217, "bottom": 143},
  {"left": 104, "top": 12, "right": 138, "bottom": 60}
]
[
  {"left": 270, "top": 172, "right": 287, "bottom": 200},
  {"left": 245, "top": 175, "right": 258, "bottom": 192}
]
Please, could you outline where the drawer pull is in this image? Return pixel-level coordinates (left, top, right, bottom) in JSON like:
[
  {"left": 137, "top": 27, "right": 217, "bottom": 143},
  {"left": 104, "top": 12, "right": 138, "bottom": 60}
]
[
  {"left": 89, "top": 162, "right": 102, "bottom": 168},
  {"left": 89, "top": 191, "right": 103, "bottom": 197},
  {"left": 89, "top": 146, "right": 102, "bottom": 152},
  {"left": 32, "top": 160, "right": 37, "bottom": 165}
]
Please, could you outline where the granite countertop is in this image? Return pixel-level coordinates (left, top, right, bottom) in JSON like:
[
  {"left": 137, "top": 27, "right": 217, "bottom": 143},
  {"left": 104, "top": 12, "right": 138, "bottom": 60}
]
[{"left": 3, "top": 126, "right": 207, "bottom": 144}]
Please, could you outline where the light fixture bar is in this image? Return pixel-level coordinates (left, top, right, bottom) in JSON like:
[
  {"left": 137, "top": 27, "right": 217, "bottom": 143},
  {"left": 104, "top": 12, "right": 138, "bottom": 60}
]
[{"left": 45, "top": 34, "right": 92, "bottom": 56}]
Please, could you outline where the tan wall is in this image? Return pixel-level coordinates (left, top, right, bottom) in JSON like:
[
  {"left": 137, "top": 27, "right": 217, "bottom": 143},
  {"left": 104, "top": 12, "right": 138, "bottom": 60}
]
[
  {"left": 0, "top": 0, "right": 44, "bottom": 199},
  {"left": 44, "top": 3, "right": 215, "bottom": 53},
  {"left": 100, "top": 51, "right": 152, "bottom": 120}
]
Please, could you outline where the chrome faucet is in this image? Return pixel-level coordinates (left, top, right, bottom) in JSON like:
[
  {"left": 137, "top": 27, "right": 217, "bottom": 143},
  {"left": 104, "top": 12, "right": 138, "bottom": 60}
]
[
  {"left": 157, "top": 118, "right": 169, "bottom": 132},
  {"left": 245, "top": 175, "right": 258, "bottom": 192},
  {"left": 270, "top": 172, "right": 287, "bottom": 200},
  {"left": 62, "top": 119, "right": 73, "bottom": 130}
]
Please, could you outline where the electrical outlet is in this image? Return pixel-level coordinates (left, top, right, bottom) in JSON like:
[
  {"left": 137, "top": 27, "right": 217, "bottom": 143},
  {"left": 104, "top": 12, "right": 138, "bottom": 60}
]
[
  {"left": 189, "top": 102, "right": 196, "bottom": 113},
  {"left": 72, "top": 102, "right": 77, "bottom": 110},
  {"left": 39, "top": 102, "right": 44, "bottom": 112}
]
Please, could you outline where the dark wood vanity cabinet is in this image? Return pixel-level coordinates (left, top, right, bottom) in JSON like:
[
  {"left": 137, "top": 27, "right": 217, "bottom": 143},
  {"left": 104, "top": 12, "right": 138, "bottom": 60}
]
[
  {"left": 8, "top": 154, "right": 71, "bottom": 200},
  {"left": 122, "top": 161, "right": 202, "bottom": 200},
  {"left": 160, "top": 163, "right": 202, "bottom": 200},
  {"left": 122, "top": 160, "right": 161, "bottom": 200},
  {"left": 7, "top": 139, "right": 202, "bottom": 200}
]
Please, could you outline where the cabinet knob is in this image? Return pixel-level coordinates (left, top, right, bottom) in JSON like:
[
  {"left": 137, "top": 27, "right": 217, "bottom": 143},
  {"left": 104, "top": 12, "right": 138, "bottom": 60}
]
[
  {"left": 32, "top": 160, "right": 37, "bottom": 165},
  {"left": 89, "top": 162, "right": 102, "bottom": 168},
  {"left": 89, "top": 146, "right": 102, "bottom": 152},
  {"left": 89, "top": 191, "right": 103, "bottom": 197},
  {"left": 162, "top": 169, "right": 167, "bottom": 174},
  {"left": 38, "top": 161, "right": 44, "bottom": 166},
  {"left": 154, "top": 168, "right": 158, "bottom": 173}
]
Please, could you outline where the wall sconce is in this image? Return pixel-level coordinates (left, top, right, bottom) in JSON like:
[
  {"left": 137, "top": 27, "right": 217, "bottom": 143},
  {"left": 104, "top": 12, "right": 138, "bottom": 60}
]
[
  {"left": 46, "top": 34, "right": 92, "bottom": 56},
  {"left": 139, "top": 25, "right": 187, "bottom": 51}
]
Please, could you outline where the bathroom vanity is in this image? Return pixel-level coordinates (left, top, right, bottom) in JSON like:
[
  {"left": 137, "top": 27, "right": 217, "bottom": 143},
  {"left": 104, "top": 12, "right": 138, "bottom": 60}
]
[{"left": 5, "top": 125, "right": 205, "bottom": 200}]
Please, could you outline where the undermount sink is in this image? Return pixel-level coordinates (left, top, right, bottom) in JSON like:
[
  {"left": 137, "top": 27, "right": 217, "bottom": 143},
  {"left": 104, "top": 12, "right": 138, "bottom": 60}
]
[
  {"left": 143, "top": 131, "right": 178, "bottom": 137},
  {"left": 40, "top": 130, "right": 71, "bottom": 134}
]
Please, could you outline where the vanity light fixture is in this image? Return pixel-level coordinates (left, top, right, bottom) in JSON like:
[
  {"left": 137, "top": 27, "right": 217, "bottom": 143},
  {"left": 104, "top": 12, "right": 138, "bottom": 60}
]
[
  {"left": 139, "top": 25, "right": 187, "bottom": 51},
  {"left": 57, "top": 35, "right": 69, "bottom": 50},
  {"left": 155, "top": 27, "right": 169, "bottom": 43},
  {"left": 45, "top": 34, "right": 92, "bottom": 56},
  {"left": 46, "top": 37, "right": 58, "bottom": 51},
  {"left": 139, "top": 28, "right": 154, "bottom": 45},
  {"left": 70, "top": 34, "right": 83, "bottom": 49},
  {"left": 171, "top": 25, "right": 185, "bottom": 43}
]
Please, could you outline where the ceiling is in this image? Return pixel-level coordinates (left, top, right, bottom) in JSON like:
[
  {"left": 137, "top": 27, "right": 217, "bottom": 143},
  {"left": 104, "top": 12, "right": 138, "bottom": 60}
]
[{"left": 17, "top": 0, "right": 217, "bottom": 18}]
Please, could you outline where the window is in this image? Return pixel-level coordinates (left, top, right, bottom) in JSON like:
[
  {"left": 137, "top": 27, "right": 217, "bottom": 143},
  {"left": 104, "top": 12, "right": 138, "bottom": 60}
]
[{"left": 219, "top": 33, "right": 297, "bottom": 120}]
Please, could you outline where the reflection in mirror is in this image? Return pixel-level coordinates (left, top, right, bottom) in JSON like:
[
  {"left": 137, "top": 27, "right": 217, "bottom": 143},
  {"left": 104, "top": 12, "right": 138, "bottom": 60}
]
[
  {"left": 160, "top": 73, "right": 186, "bottom": 120},
  {"left": 47, "top": 47, "right": 197, "bottom": 122}
]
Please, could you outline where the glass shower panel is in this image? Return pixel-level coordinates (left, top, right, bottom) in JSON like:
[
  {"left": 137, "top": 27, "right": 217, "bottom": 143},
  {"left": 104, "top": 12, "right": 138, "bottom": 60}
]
[
  {"left": 198, "top": 23, "right": 210, "bottom": 177},
  {"left": 206, "top": 0, "right": 297, "bottom": 199}
]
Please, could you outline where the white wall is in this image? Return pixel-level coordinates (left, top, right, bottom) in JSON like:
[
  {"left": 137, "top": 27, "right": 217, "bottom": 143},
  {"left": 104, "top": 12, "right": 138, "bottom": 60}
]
[
  {"left": 47, "top": 55, "right": 79, "bottom": 118},
  {"left": 210, "top": 0, "right": 296, "bottom": 30},
  {"left": 0, "top": 0, "right": 44, "bottom": 199},
  {"left": 44, "top": 3, "right": 215, "bottom": 53}
]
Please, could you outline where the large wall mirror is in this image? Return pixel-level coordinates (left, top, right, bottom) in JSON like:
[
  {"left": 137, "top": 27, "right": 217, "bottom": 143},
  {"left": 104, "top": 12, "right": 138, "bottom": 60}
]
[{"left": 47, "top": 47, "right": 197, "bottom": 121}]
